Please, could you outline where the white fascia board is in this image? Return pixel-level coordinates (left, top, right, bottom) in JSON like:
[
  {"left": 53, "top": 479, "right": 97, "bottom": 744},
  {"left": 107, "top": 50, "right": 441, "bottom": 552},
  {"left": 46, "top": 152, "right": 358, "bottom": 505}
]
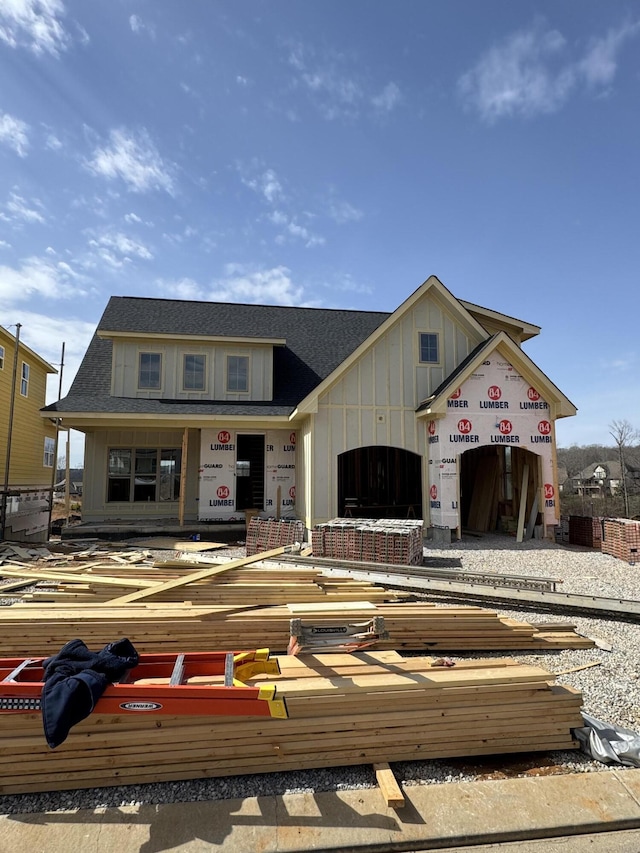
[
  {"left": 295, "top": 276, "right": 488, "bottom": 415},
  {"left": 419, "top": 331, "right": 576, "bottom": 419},
  {"left": 97, "top": 330, "right": 286, "bottom": 346}
]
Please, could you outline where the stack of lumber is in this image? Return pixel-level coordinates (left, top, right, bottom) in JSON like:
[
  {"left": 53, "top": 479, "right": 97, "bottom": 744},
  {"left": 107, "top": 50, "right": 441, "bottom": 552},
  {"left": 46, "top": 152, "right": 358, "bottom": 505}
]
[
  {"left": 0, "top": 599, "right": 594, "bottom": 657},
  {"left": 312, "top": 518, "right": 424, "bottom": 565},
  {"left": 12, "top": 564, "right": 400, "bottom": 606},
  {"left": 602, "top": 518, "right": 640, "bottom": 565},
  {"left": 0, "top": 651, "right": 583, "bottom": 795}
]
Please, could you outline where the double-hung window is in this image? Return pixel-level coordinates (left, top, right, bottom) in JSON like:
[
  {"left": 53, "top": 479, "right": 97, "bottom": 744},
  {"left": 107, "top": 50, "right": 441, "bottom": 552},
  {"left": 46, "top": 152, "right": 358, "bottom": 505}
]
[
  {"left": 43, "top": 437, "right": 55, "bottom": 468},
  {"left": 419, "top": 333, "right": 439, "bottom": 364},
  {"left": 0, "top": 345, "right": 4, "bottom": 370},
  {"left": 227, "top": 355, "right": 249, "bottom": 392},
  {"left": 20, "top": 362, "right": 29, "bottom": 396},
  {"left": 183, "top": 354, "right": 206, "bottom": 391},
  {"left": 138, "top": 352, "right": 162, "bottom": 390}
]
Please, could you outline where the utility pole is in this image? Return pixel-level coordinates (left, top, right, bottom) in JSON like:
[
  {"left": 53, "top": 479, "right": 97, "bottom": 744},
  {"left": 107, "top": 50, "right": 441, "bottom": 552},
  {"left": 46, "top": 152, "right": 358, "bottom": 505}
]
[
  {"left": 1, "top": 323, "right": 21, "bottom": 540},
  {"left": 47, "top": 342, "right": 65, "bottom": 536}
]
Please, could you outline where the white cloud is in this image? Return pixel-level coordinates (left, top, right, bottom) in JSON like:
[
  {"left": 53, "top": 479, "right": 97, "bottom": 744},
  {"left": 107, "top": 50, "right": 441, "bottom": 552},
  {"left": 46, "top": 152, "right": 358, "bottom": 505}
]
[
  {"left": 0, "top": 111, "right": 30, "bottom": 157},
  {"left": 45, "top": 133, "right": 62, "bottom": 150},
  {"left": 0, "top": 255, "right": 88, "bottom": 304},
  {"left": 288, "top": 44, "right": 363, "bottom": 120},
  {"left": 459, "top": 19, "right": 640, "bottom": 122},
  {"left": 0, "top": 191, "right": 45, "bottom": 224},
  {"left": 580, "top": 21, "right": 640, "bottom": 87},
  {"left": 88, "top": 231, "right": 153, "bottom": 263},
  {"left": 268, "top": 211, "right": 325, "bottom": 248},
  {"left": 241, "top": 166, "right": 284, "bottom": 204},
  {"left": 159, "top": 266, "right": 307, "bottom": 307},
  {"left": 129, "top": 14, "right": 155, "bottom": 39},
  {"left": 209, "top": 265, "right": 305, "bottom": 305},
  {"left": 329, "top": 199, "right": 363, "bottom": 224},
  {"left": 371, "top": 82, "right": 401, "bottom": 113},
  {"left": 0, "top": 0, "right": 74, "bottom": 57},
  {"left": 124, "top": 212, "right": 142, "bottom": 224},
  {"left": 156, "top": 277, "right": 206, "bottom": 300},
  {"left": 0, "top": 240, "right": 11, "bottom": 250},
  {"left": 86, "top": 128, "right": 174, "bottom": 194}
]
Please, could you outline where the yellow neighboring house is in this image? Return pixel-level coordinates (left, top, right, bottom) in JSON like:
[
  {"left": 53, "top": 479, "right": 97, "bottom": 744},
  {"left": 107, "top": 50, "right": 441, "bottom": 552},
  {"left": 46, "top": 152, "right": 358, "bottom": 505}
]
[{"left": 0, "top": 325, "right": 58, "bottom": 542}]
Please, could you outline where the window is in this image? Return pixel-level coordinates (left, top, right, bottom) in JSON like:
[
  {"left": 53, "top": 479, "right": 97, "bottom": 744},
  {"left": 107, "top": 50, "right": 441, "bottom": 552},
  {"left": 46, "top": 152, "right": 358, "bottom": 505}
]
[
  {"left": 227, "top": 355, "right": 249, "bottom": 392},
  {"left": 183, "top": 354, "right": 206, "bottom": 391},
  {"left": 44, "top": 436, "right": 55, "bottom": 468},
  {"left": 419, "top": 333, "right": 439, "bottom": 364},
  {"left": 138, "top": 352, "right": 162, "bottom": 389},
  {"left": 0, "top": 345, "right": 4, "bottom": 370},
  {"left": 107, "top": 448, "right": 181, "bottom": 502},
  {"left": 20, "top": 362, "right": 29, "bottom": 396}
]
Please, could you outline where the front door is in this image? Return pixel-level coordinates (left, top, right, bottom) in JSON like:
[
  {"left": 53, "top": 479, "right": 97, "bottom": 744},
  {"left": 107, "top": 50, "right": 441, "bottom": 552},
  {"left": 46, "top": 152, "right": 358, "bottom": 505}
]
[{"left": 236, "top": 434, "right": 265, "bottom": 511}]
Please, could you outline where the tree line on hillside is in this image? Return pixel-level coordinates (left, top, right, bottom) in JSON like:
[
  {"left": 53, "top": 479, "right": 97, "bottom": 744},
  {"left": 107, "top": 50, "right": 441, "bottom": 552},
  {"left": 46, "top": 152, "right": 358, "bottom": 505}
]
[{"left": 558, "top": 419, "right": 640, "bottom": 518}]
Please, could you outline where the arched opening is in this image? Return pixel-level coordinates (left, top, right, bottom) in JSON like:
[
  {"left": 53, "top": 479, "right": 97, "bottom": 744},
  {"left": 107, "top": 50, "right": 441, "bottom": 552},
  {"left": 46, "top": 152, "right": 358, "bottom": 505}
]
[
  {"left": 337, "top": 446, "right": 422, "bottom": 518},
  {"left": 460, "top": 445, "right": 541, "bottom": 535}
]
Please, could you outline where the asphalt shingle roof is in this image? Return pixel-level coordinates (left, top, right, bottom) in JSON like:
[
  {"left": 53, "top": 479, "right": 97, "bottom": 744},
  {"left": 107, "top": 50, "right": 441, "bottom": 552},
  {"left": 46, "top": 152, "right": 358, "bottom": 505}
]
[{"left": 46, "top": 296, "right": 390, "bottom": 416}]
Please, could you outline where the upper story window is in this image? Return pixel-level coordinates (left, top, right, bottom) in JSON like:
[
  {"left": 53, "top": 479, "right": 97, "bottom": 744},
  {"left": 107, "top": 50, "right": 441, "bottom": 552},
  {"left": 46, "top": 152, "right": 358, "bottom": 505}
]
[
  {"left": 138, "top": 352, "right": 162, "bottom": 390},
  {"left": 419, "top": 333, "right": 439, "bottom": 364},
  {"left": 20, "top": 362, "right": 29, "bottom": 396},
  {"left": 0, "top": 345, "right": 4, "bottom": 370},
  {"left": 227, "top": 355, "right": 249, "bottom": 392},
  {"left": 44, "top": 436, "right": 55, "bottom": 468},
  {"left": 183, "top": 354, "right": 206, "bottom": 391}
]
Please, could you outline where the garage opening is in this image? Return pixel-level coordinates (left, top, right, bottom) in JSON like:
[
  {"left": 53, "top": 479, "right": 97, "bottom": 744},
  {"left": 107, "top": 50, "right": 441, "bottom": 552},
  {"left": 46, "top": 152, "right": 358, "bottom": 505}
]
[
  {"left": 460, "top": 445, "right": 541, "bottom": 535},
  {"left": 337, "top": 446, "right": 422, "bottom": 518}
]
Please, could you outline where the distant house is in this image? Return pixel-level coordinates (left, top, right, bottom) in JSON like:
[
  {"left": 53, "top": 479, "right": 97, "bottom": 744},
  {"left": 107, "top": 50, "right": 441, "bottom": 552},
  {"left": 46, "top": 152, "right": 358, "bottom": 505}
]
[
  {"left": 43, "top": 276, "right": 576, "bottom": 539},
  {"left": 572, "top": 461, "right": 623, "bottom": 497},
  {"left": 0, "top": 325, "right": 58, "bottom": 541}
]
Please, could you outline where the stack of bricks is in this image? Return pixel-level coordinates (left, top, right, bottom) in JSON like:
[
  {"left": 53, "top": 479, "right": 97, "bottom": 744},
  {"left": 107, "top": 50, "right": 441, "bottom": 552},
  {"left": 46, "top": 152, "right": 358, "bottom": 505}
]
[
  {"left": 246, "top": 517, "right": 306, "bottom": 556},
  {"left": 568, "top": 515, "right": 603, "bottom": 549},
  {"left": 312, "top": 518, "right": 424, "bottom": 566},
  {"left": 601, "top": 518, "right": 640, "bottom": 565}
]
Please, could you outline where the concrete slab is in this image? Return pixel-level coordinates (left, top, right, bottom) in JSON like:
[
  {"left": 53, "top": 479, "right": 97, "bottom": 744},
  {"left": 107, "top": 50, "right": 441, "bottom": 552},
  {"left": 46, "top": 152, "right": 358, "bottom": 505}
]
[{"left": 2, "top": 769, "right": 640, "bottom": 853}]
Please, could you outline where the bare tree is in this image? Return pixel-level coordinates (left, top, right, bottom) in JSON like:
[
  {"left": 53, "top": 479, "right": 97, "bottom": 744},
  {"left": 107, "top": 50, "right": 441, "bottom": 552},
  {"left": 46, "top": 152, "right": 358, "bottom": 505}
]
[{"left": 609, "top": 419, "right": 639, "bottom": 517}]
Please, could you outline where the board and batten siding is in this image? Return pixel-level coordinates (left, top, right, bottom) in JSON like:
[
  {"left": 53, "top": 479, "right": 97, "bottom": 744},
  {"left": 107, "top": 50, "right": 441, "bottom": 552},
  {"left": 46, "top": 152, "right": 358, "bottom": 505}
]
[
  {"left": 82, "top": 428, "right": 186, "bottom": 520},
  {"left": 110, "top": 340, "right": 274, "bottom": 401},
  {"left": 310, "top": 298, "right": 476, "bottom": 523}
]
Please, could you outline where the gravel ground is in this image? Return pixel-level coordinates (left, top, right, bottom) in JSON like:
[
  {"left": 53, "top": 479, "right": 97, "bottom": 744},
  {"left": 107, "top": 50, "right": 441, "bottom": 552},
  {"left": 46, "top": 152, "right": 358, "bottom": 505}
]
[{"left": 1, "top": 533, "right": 639, "bottom": 815}]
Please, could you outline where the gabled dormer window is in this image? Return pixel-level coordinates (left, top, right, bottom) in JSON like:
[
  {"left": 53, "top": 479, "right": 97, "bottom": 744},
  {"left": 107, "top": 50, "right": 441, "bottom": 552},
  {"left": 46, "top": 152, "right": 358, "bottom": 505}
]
[
  {"left": 183, "top": 354, "right": 206, "bottom": 391},
  {"left": 227, "top": 355, "right": 249, "bottom": 392},
  {"left": 419, "top": 333, "right": 439, "bottom": 364},
  {"left": 138, "top": 352, "right": 162, "bottom": 390}
]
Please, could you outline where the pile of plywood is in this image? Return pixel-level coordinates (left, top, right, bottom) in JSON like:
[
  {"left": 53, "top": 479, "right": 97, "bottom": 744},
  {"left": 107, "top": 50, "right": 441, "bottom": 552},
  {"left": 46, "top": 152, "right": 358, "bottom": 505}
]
[{"left": 0, "top": 651, "right": 583, "bottom": 795}]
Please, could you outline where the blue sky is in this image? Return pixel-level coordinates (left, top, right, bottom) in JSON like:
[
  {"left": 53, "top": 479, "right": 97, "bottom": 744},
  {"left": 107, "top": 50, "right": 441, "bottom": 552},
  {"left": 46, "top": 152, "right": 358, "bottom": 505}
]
[{"left": 1, "top": 1, "right": 639, "bottom": 465}]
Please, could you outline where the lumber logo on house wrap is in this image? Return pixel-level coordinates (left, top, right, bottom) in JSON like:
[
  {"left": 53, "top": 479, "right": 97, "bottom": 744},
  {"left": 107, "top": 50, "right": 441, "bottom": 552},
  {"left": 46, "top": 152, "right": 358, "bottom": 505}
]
[
  {"left": 428, "top": 357, "right": 558, "bottom": 533},
  {"left": 265, "top": 429, "right": 297, "bottom": 513}
]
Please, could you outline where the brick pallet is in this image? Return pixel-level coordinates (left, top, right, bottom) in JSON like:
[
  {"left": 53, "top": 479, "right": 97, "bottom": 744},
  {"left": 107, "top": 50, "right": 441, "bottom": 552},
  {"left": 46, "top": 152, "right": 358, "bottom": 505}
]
[
  {"left": 312, "top": 518, "right": 424, "bottom": 566},
  {"left": 568, "top": 515, "right": 603, "bottom": 549},
  {"left": 602, "top": 518, "right": 640, "bottom": 565},
  {"left": 246, "top": 518, "right": 306, "bottom": 556}
]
